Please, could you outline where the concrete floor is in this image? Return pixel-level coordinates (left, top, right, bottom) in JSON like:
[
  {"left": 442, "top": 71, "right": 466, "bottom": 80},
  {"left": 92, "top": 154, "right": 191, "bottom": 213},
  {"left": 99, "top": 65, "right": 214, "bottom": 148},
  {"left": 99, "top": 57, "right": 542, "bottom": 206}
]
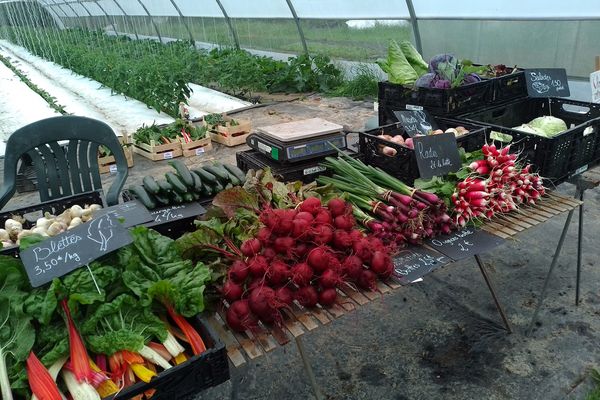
[{"left": 4, "top": 96, "right": 600, "bottom": 400}]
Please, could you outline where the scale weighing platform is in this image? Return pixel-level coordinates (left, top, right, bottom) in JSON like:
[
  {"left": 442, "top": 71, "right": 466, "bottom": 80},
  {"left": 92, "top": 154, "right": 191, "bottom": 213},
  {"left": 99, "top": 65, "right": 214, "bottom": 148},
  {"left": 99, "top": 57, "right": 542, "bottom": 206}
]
[{"left": 246, "top": 118, "right": 347, "bottom": 163}]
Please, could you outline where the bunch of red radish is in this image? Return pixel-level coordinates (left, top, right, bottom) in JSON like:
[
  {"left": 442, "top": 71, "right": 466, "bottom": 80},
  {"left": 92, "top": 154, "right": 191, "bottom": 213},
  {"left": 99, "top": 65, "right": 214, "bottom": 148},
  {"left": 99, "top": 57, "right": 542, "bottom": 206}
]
[
  {"left": 224, "top": 197, "right": 393, "bottom": 333},
  {"left": 451, "top": 143, "right": 546, "bottom": 226}
]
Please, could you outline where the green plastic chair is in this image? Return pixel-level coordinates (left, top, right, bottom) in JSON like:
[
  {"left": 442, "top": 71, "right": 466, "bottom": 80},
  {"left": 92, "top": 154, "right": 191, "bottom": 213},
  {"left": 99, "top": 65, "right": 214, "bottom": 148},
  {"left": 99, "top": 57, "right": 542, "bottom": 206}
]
[{"left": 0, "top": 116, "right": 128, "bottom": 209}]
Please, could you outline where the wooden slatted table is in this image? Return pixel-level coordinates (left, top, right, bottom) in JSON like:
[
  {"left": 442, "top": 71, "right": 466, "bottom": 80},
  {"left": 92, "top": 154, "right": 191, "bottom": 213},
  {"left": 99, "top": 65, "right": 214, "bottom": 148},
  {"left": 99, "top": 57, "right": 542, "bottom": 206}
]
[{"left": 206, "top": 191, "right": 582, "bottom": 399}]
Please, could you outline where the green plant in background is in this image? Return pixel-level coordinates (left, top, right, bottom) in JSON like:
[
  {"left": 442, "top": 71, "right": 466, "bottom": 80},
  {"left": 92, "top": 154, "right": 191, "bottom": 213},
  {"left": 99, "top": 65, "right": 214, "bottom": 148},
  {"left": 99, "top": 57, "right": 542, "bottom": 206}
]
[
  {"left": 329, "top": 64, "right": 379, "bottom": 100},
  {"left": 586, "top": 369, "right": 600, "bottom": 400}
]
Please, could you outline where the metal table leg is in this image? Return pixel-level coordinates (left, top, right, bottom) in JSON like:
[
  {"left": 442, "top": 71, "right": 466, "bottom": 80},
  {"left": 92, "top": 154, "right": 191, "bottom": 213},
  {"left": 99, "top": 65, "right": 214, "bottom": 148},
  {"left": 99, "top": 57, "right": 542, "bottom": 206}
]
[
  {"left": 474, "top": 254, "right": 512, "bottom": 333},
  {"left": 576, "top": 188, "right": 584, "bottom": 306},
  {"left": 527, "top": 209, "right": 575, "bottom": 336},
  {"left": 294, "top": 336, "right": 324, "bottom": 400}
]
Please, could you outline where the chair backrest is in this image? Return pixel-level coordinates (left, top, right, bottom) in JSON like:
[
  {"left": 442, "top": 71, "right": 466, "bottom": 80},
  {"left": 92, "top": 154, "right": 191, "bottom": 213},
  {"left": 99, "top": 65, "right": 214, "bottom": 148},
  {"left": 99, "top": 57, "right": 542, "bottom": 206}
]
[{"left": 0, "top": 116, "right": 128, "bottom": 209}]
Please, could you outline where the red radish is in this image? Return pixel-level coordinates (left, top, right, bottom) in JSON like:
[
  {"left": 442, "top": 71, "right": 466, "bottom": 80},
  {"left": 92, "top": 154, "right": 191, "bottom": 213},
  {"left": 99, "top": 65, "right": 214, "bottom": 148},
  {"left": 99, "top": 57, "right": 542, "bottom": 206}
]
[
  {"left": 262, "top": 247, "right": 277, "bottom": 260},
  {"left": 275, "top": 286, "right": 294, "bottom": 306},
  {"left": 229, "top": 260, "right": 249, "bottom": 283},
  {"left": 257, "top": 227, "right": 272, "bottom": 243},
  {"left": 353, "top": 239, "right": 373, "bottom": 261},
  {"left": 226, "top": 300, "right": 258, "bottom": 332},
  {"left": 318, "top": 288, "right": 338, "bottom": 307},
  {"left": 333, "top": 230, "right": 352, "bottom": 250},
  {"left": 248, "top": 255, "right": 268, "bottom": 277},
  {"left": 357, "top": 269, "right": 377, "bottom": 291},
  {"left": 274, "top": 236, "right": 295, "bottom": 254},
  {"left": 247, "top": 278, "right": 264, "bottom": 292},
  {"left": 342, "top": 255, "right": 364, "bottom": 280},
  {"left": 293, "top": 243, "right": 310, "bottom": 258},
  {"left": 314, "top": 209, "right": 333, "bottom": 225},
  {"left": 333, "top": 214, "right": 355, "bottom": 231},
  {"left": 307, "top": 247, "right": 330, "bottom": 273},
  {"left": 465, "top": 191, "right": 489, "bottom": 200},
  {"left": 299, "top": 197, "right": 321, "bottom": 214},
  {"left": 295, "top": 211, "right": 314, "bottom": 222},
  {"left": 292, "top": 218, "right": 311, "bottom": 238},
  {"left": 248, "top": 286, "right": 281, "bottom": 323},
  {"left": 328, "top": 257, "right": 342, "bottom": 274},
  {"left": 319, "top": 269, "right": 342, "bottom": 288},
  {"left": 223, "top": 280, "right": 243, "bottom": 303},
  {"left": 312, "top": 225, "right": 333, "bottom": 245},
  {"left": 295, "top": 286, "right": 318, "bottom": 308},
  {"left": 291, "top": 262, "right": 313, "bottom": 286},
  {"left": 241, "top": 238, "right": 262, "bottom": 257},
  {"left": 327, "top": 198, "right": 347, "bottom": 217},
  {"left": 268, "top": 260, "right": 290, "bottom": 286}
]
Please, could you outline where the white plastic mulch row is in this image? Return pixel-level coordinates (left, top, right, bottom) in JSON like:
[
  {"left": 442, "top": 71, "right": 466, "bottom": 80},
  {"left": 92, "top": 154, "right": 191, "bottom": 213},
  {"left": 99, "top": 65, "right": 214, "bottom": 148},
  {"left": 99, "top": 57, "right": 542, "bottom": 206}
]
[
  {"left": 0, "top": 40, "right": 174, "bottom": 142},
  {"left": 0, "top": 59, "right": 60, "bottom": 155}
]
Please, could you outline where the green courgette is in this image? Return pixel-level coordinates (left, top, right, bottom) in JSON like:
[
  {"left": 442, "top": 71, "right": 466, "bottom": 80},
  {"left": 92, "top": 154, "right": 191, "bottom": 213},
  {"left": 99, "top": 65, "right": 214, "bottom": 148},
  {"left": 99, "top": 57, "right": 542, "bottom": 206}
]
[
  {"left": 203, "top": 164, "right": 229, "bottom": 183},
  {"left": 190, "top": 171, "right": 203, "bottom": 192},
  {"left": 201, "top": 183, "right": 213, "bottom": 196},
  {"left": 154, "top": 193, "right": 170, "bottom": 205},
  {"left": 169, "top": 159, "right": 194, "bottom": 187},
  {"left": 165, "top": 172, "right": 188, "bottom": 194},
  {"left": 171, "top": 191, "right": 184, "bottom": 203},
  {"left": 223, "top": 163, "right": 246, "bottom": 184},
  {"left": 193, "top": 168, "right": 217, "bottom": 184},
  {"left": 142, "top": 176, "right": 160, "bottom": 194},
  {"left": 157, "top": 179, "right": 172, "bottom": 193},
  {"left": 182, "top": 193, "right": 194, "bottom": 202},
  {"left": 211, "top": 180, "right": 224, "bottom": 193},
  {"left": 129, "top": 185, "right": 156, "bottom": 209}
]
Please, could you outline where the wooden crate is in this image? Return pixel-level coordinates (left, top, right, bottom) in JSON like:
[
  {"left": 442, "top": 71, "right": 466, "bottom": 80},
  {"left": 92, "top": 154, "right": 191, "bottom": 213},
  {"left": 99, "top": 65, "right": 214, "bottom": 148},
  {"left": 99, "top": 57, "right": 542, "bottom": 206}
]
[
  {"left": 98, "top": 135, "right": 134, "bottom": 174},
  {"left": 204, "top": 114, "right": 251, "bottom": 147},
  {"left": 133, "top": 139, "right": 182, "bottom": 161},
  {"left": 180, "top": 136, "right": 213, "bottom": 157}
]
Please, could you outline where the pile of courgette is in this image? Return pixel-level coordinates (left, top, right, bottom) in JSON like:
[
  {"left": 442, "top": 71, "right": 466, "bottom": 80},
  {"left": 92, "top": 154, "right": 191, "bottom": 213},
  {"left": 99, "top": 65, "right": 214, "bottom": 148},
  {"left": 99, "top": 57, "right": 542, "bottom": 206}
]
[{"left": 128, "top": 160, "right": 246, "bottom": 209}]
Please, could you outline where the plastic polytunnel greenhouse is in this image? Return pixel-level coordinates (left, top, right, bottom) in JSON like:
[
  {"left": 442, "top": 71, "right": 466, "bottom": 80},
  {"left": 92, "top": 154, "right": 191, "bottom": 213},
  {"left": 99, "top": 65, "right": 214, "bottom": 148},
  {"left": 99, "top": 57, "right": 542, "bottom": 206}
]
[{"left": 2, "top": 1, "right": 600, "bottom": 400}]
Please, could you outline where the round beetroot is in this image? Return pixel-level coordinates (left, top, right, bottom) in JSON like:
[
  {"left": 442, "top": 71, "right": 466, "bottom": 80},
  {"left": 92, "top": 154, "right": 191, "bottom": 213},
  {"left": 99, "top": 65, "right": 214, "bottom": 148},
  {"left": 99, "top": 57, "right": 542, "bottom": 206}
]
[
  {"left": 262, "top": 247, "right": 277, "bottom": 260},
  {"left": 307, "top": 247, "right": 330, "bottom": 274},
  {"left": 312, "top": 225, "right": 333, "bottom": 245},
  {"left": 342, "top": 255, "right": 363, "bottom": 281},
  {"left": 349, "top": 229, "right": 364, "bottom": 243},
  {"left": 370, "top": 251, "right": 390, "bottom": 275},
  {"left": 314, "top": 209, "right": 333, "bottom": 225},
  {"left": 229, "top": 260, "right": 249, "bottom": 283},
  {"left": 291, "top": 262, "right": 313, "bottom": 286},
  {"left": 332, "top": 230, "right": 353, "bottom": 250},
  {"left": 249, "top": 286, "right": 278, "bottom": 323},
  {"left": 293, "top": 243, "right": 310, "bottom": 258},
  {"left": 353, "top": 239, "right": 373, "bottom": 262},
  {"left": 357, "top": 269, "right": 377, "bottom": 291},
  {"left": 267, "top": 260, "right": 290, "bottom": 286},
  {"left": 241, "top": 238, "right": 262, "bottom": 257},
  {"left": 318, "top": 288, "right": 337, "bottom": 307},
  {"left": 319, "top": 269, "right": 342, "bottom": 288},
  {"left": 274, "top": 236, "right": 295, "bottom": 254},
  {"left": 298, "top": 197, "right": 321, "bottom": 215},
  {"left": 295, "top": 286, "right": 318, "bottom": 308},
  {"left": 275, "top": 286, "right": 294, "bottom": 306},
  {"left": 334, "top": 215, "right": 355, "bottom": 231},
  {"left": 256, "top": 227, "right": 272, "bottom": 243},
  {"left": 292, "top": 218, "right": 311, "bottom": 239},
  {"left": 295, "top": 211, "right": 314, "bottom": 223},
  {"left": 223, "top": 280, "right": 243, "bottom": 303},
  {"left": 327, "top": 198, "right": 347, "bottom": 217},
  {"left": 247, "top": 278, "right": 264, "bottom": 292},
  {"left": 226, "top": 300, "right": 258, "bottom": 332},
  {"left": 248, "top": 255, "right": 268, "bottom": 277}
]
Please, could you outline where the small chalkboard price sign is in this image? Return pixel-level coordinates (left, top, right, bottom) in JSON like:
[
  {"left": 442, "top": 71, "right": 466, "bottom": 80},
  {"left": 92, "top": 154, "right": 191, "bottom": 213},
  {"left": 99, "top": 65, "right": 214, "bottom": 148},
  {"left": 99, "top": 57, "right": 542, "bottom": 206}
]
[
  {"left": 94, "top": 200, "right": 153, "bottom": 228},
  {"left": 393, "top": 246, "right": 450, "bottom": 284},
  {"left": 524, "top": 68, "right": 570, "bottom": 97},
  {"left": 145, "top": 202, "right": 206, "bottom": 227},
  {"left": 20, "top": 214, "right": 133, "bottom": 287},
  {"left": 393, "top": 110, "right": 439, "bottom": 137},
  {"left": 413, "top": 132, "right": 462, "bottom": 179},
  {"left": 425, "top": 228, "right": 505, "bottom": 261}
]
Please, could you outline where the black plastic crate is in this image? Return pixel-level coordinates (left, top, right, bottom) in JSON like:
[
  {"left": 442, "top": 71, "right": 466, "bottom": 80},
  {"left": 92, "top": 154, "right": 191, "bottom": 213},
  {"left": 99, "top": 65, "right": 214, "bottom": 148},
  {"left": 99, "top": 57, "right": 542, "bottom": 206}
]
[
  {"left": 0, "top": 190, "right": 106, "bottom": 255},
  {"left": 459, "top": 97, "right": 600, "bottom": 184},
  {"left": 359, "top": 118, "right": 488, "bottom": 185},
  {"left": 493, "top": 70, "right": 526, "bottom": 103},
  {"left": 110, "top": 315, "right": 229, "bottom": 400},
  {"left": 378, "top": 79, "right": 494, "bottom": 121},
  {"left": 237, "top": 150, "right": 329, "bottom": 183}
]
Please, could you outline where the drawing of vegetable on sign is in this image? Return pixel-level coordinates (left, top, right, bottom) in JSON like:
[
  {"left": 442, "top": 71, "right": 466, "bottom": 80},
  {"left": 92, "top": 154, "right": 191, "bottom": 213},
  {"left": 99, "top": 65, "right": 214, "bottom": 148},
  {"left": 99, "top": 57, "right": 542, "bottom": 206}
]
[{"left": 87, "top": 214, "right": 114, "bottom": 251}]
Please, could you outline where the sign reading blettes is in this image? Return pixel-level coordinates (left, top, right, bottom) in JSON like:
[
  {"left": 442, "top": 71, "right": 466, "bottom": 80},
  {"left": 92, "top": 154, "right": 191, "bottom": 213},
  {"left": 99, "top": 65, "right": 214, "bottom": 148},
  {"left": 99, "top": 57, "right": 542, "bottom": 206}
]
[
  {"left": 413, "top": 132, "right": 462, "bottom": 179},
  {"left": 393, "top": 110, "right": 439, "bottom": 137},
  {"left": 393, "top": 246, "right": 450, "bottom": 284},
  {"left": 20, "top": 214, "right": 133, "bottom": 287},
  {"left": 525, "top": 68, "right": 570, "bottom": 98}
]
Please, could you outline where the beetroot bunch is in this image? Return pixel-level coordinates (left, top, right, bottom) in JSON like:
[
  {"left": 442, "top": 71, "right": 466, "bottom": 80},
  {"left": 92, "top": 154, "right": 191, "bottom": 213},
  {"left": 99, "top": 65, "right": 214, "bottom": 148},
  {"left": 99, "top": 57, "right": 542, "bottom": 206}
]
[
  {"left": 451, "top": 144, "right": 546, "bottom": 226},
  {"left": 224, "top": 197, "right": 393, "bottom": 332}
]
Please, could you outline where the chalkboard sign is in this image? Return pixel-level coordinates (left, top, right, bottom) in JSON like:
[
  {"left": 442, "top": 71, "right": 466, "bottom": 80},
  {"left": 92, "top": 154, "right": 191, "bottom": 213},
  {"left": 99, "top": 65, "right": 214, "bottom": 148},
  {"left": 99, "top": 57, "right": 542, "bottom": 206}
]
[
  {"left": 393, "top": 110, "right": 439, "bottom": 137},
  {"left": 425, "top": 228, "right": 505, "bottom": 261},
  {"left": 413, "top": 132, "right": 461, "bottom": 179},
  {"left": 393, "top": 246, "right": 450, "bottom": 284},
  {"left": 20, "top": 214, "right": 133, "bottom": 287},
  {"left": 145, "top": 202, "right": 206, "bottom": 227},
  {"left": 94, "top": 200, "right": 153, "bottom": 228},
  {"left": 525, "top": 68, "right": 570, "bottom": 97}
]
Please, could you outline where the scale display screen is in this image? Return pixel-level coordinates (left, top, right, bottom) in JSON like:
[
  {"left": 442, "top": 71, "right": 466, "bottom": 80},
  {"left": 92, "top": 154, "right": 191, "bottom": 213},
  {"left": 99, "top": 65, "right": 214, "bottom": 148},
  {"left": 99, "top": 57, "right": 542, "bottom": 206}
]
[{"left": 286, "top": 137, "right": 346, "bottom": 159}]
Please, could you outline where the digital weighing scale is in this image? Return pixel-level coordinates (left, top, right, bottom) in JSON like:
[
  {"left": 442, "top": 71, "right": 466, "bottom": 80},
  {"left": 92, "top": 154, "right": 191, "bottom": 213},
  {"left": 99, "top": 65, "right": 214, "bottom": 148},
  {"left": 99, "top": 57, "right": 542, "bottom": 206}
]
[{"left": 246, "top": 118, "right": 347, "bottom": 163}]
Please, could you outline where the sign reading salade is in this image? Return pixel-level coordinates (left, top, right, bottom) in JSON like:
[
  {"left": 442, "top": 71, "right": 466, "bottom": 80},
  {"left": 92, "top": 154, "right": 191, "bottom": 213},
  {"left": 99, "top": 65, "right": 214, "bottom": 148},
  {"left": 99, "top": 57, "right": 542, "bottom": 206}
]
[
  {"left": 525, "top": 68, "right": 570, "bottom": 98},
  {"left": 21, "top": 214, "right": 132, "bottom": 287}
]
